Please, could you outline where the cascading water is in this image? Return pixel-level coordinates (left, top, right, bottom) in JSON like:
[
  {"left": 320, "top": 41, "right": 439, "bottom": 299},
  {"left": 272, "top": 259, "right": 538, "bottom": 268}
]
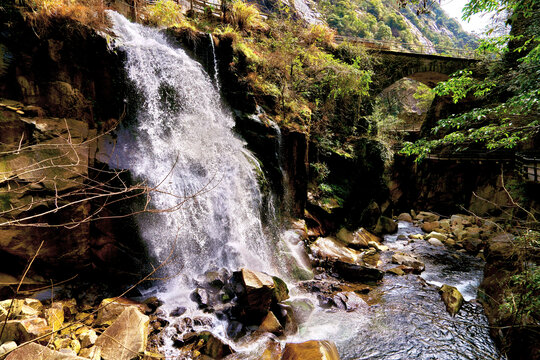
[
  {"left": 107, "top": 12, "right": 278, "bottom": 286},
  {"left": 208, "top": 34, "right": 220, "bottom": 92}
]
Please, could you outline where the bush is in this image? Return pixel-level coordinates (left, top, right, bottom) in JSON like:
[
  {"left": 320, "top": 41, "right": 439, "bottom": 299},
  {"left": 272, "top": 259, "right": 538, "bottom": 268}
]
[
  {"left": 142, "top": 0, "right": 193, "bottom": 29},
  {"left": 224, "top": 0, "right": 267, "bottom": 32},
  {"left": 28, "top": 0, "right": 109, "bottom": 29}
]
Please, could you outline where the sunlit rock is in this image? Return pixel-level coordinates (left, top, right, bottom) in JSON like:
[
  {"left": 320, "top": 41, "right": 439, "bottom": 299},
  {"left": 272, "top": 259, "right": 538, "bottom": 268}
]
[
  {"left": 282, "top": 340, "right": 340, "bottom": 360},
  {"left": 439, "top": 284, "right": 464, "bottom": 316}
]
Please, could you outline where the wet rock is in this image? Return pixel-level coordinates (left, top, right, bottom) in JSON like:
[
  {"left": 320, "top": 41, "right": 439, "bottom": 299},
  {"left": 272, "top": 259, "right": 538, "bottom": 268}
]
[
  {"left": 236, "top": 268, "right": 275, "bottom": 317},
  {"left": 421, "top": 221, "right": 440, "bottom": 233},
  {"left": 95, "top": 307, "right": 149, "bottom": 360},
  {"left": 286, "top": 298, "right": 315, "bottom": 324},
  {"left": 5, "top": 342, "right": 87, "bottom": 360},
  {"left": 428, "top": 238, "right": 444, "bottom": 247},
  {"left": 332, "top": 260, "right": 384, "bottom": 282},
  {"left": 95, "top": 297, "right": 150, "bottom": 326},
  {"left": 391, "top": 253, "right": 425, "bottom": 273},
  {"left": 191, "top": 288, "right": 210, "bottom": 308},
  {"left": 183, "top": 331, "right": 233, "bottom": 359},
  {"left": 259, "top": 340, "right": 283, "bottom": 360},
  {"left": 310, "top": 237, "right": 363, "bottom": 264},
  {"left": 282, "top": 340, "right": 340, "bottom": 360},
  {"left": 386, "top": 265, "right": 414, "bottom": 276},
  {"left": 332, "top": 292, "right": 367, "bottom": 311},
  {"left": 416, "top": 211, "right": 440, "bottom": 222},
  {"left": 336, "top": 227, "right": 379, "bottom": 249},
  {"left": 368, "top": 241, "right": 388, "bottom": 252},
  {"left": 170, "top": 306, "right": 187, "bottom": 317},
  {"left": 439, "top": 284, "right": 464, "bottom": 316},
  {"left": 373, "top": 216, "right": 397, "bottom": 235},
  {"left": 272, "top": 276, "right": 290, "bottom": 303},
  {"left": 408, "top": 234, "right": 424, "bottom": 240},
  {"left": 258, "top": 311, "right": 283, "bottom": 334},
  {"left": 397, "top": 213, "right": 413, "bottom": 222},
  {"left": 143, "top": 297, "right": 163, "bottom": 313}
]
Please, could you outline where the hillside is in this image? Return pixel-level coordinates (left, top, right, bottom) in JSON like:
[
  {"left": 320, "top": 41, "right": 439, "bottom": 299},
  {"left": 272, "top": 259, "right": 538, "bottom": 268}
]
[{"left": 276, "top": 0, "right": 478, "bottom": 53}]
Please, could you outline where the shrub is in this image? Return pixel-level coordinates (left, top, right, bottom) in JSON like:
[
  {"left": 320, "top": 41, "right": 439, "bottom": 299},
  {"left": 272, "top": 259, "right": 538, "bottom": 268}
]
[
  {"left": 224, "top": 0, "right": 267, "bottom": 32},
  {"left": 142, "top": 0, "right": 194, "bottom": 29},
  {"left": 28, "top": 0, "right": 109, "bottom": 30}
]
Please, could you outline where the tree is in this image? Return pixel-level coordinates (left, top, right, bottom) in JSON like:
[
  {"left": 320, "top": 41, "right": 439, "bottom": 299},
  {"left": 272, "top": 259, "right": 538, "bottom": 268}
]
[{"left": 400, "top": 0, "right": 539, "bottom": 160}]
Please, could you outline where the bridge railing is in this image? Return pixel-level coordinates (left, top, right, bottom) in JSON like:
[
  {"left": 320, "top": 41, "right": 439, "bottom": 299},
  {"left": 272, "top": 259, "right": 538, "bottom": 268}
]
[
  {"left": 334, "top": 35, "right": 481, "bottom": 60},
  {"left": 516, "top": 152, "right": 540, "bottom": 183}
]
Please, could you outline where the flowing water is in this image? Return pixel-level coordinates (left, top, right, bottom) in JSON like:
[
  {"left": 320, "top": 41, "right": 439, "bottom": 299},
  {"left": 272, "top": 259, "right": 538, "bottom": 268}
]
[
  {"left": 107, "top": 13, "right": 503, "bottom": 360},
  {"left": 107, "top": 11, "right": 280, "bottom": 285}
]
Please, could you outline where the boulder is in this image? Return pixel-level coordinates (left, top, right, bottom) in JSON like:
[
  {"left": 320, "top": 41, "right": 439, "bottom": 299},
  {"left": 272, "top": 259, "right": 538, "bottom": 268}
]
[
  {"left": 439, "top": 284, "right": 464, "bottom": 316},
  {"left": 331, "top": 292, "right": 367, "bottom": 311},
  {"left": 282, "top": 340, "right": 340, "bottom": 360},
  {"left": 258, "top": 311, "right": 283, "bottom": 334},
  {"left": 310, "top": 237, "right": 362, "bottom": 264},
  {"left": 336, "top": 228, "right": 379, "bottom": 249},
  {"left": 5, "top": 342, "right": 87, "bottom": 360},
  {"left": 450, "top": 214, "right": 471, "bottom": 227},
  {"left": 45, "top": 302, "right": 64, "bottom": 331},
  {"left": 79, "top": 328, "right": 97, "bottom": 348},
  {"left": 0, "top": 342, "right": 17, "bottom": 357},
  {"left": 183, "top": 331, "right": 233, "bottom": 359},
  {"left": 421, "top": 221, "right": 440, "bottom": 233},
  {"left": 425, "top": 232, "right": 447, "bottom": 242},
  {"left": 95, "top": 297, "right": 149, "bottom": 326},
  {"left": 439, "top": 219, "right": 451, "bottom": 232},
  {"left": 397, "top": 213, "right": 413, "bottom": 222},
  {"left": 485, "top": 233, "right": 515, "bottom": 260},
  {"left": 373, "top": 216, "right": 397, "bottom": 235},
  {"left": 332, "top": 260, "right": 384, "bottom": 282},
  {"left": 391, "top": 253, "right": 425, "bottom": 273},
  {"left": 428, "top": 238, "right": 444, "bottom": 247},
  {"left": 235, "top": 268, "right": 275, "bottom": 318},
  {"left": 95, "top": 307, "right": 149, "bottom": 360},
  {"left": 416, "top": 211, "right": 440, "bottom": 222},
  {"left": 78, "top": 346, "right": 101, "bottom": 360},
  {"left": 463, "top": 237, "right": 483, "bottom": 253},
  {"left": 272, "top": 276, "right": 290, "bottom": 303}
]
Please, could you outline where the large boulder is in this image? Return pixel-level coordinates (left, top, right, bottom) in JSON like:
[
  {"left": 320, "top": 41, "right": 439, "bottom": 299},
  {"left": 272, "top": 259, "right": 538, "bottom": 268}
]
[
  {"left": 310, "top": 237, "right": 363, "bottom": 264},
  {"left": 282, "top": 340, "right": 340, "bottom": 360},
  {"left": 332, "top": 260, "right": 384, "bottom": 282},
  {"left": 0, "top": 317, "right": 51, "bottom": 344},
  {"left": 234, "top": 268, "right": 275, "bottom": 320},
  {"left": 373, "top": 216, "right": 397, "bottom": 235},
  {"left": 95, "top": 297, "right": 149, "bottom": 326},
  {"left": 94, "top": 307, "right": 149, "bottom": 360},
  {"left": 336, "top": 228, "right": 379, "bottom": 249}
]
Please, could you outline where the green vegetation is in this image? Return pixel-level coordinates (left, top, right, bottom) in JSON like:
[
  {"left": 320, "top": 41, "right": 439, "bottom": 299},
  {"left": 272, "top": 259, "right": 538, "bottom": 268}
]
[
  {"left": 318, "top": 0, "right": 477, "bottom": 51},
  {"left": 401, "top": 0, "right": 539, "bottom": 160}
]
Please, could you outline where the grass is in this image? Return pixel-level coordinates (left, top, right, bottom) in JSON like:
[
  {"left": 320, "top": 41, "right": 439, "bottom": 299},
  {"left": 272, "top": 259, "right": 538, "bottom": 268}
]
[{"left": 27, "top": 0, "right": 109, "bottom": 30}]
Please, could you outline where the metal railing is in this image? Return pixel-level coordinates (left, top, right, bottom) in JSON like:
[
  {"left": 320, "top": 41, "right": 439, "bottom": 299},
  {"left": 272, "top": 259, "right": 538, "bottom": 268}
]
[
  {"left": 516, "top": 152, "right": 540, "bottom": 183},
  {"left": 334, "top": 35, "right": 481, "bottom": 60}
]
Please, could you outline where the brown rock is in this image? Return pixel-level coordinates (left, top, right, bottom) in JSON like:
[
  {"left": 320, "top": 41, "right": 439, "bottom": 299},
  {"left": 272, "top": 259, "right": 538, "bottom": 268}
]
[
  {"left": 0, "top": 317, "right": 51, "bottom": 344},
  {"left": 397, "top": 213, "right": 413, "bottom": 222},
  {"left": 45, "top": 302, "right": 64, "bottom": 331},
  {"left": 439, "top": 284, "right": 464, "bottom": 316},
  {"left": 310, "top": 237, "right": 362, "bottom": 264},
  {"left": 5, "top": 342, "right": 87, "bottom": 360},
  {"left": 416, "top": 211, "right": 440, "bottom": 222},
  {"left": 95, "top": 307, "right": 149, "bottom": 360},
  {"left": 391, "top": 253, "right": 425, "bottom": 273},
  {"left": 282, "top": 340, "right": 340, "bottom": 360},
  {"left": 421, "top": 221, "right": 440, "bottom": 233},
  {"left": 258, "top": 311, "right": 283, "bottom": 334},
  {"left": 95, "top": 297, "right": 150, "bottom": 326}
]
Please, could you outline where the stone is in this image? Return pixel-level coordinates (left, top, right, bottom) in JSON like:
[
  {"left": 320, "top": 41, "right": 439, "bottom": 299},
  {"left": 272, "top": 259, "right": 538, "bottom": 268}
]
[
  {"left": 79, "top": 328, "right": 97, "bottom": 348},
  {"left": 310, "top": 237, "right": 363, "bottom": 264},
  {"left": 0, "top": 317, "right": 51, "bottom": 344},
  {"left": 397, "top": 213, "right": 413, "bottom": 222},
  {"left": 485, "top": 233, "right": 515, "bottom": 260},
  {"left": 272, "top": 276, "right": 290, "bottom": 303},
  {"left": 416, "top": 211, "right": 440, "bottom": 222},
  {"left": 0, "top": 341, "right": 17, "bottom": 357},
  {"left": 95, "top": 307, "right": 149, "bottom": 360},
  {"left": 5, "top": 342, "right": 87, "bottom": 360},
  {"left": 258, "top": 311, "right": 283, "bottom": 334},
  {"left": 463, "top": 237, "right": 483, "bottom": 253},
  {"left": 450, "top": 214, "right": 471, "bottom": 227},
  {"left": 426, "top": 231, "right": 447, "bottom": 242},
  {"left": 78, "top": 346, "right": 101, "bottom": 360},
  {"left": 428, "top": 238, "right": 444, "bottom": 247},
  {"left": 439, "top": 219, "right": 451, "bottom": 232},
  {"left": 439, "top": 284, "right": 464, "bottom": 316},
  {"left": 391, "top": 253, "right": 425, "bottom": 273},
  {"left": 235, "top": 268, "right": 275, "bottom": 319},
  {"left": 421, "top": 221, "right": 440, "bottom": 233},
  {"left": 331, "top": 292, "right": 367, "bottom": 311},
  {"left": 183, "top": 331, "right": 233, "bottom": 359},
  {"left": 0, "top": 300, "right": 23, "bottom": 320},
  {"left": 373, "top": 216, "right": 398, "bottom": 235},
  {"left": 408, "top": 234, "right": 424, "bottom": 240},
  {"left": 282, "top": 340, "right": 340, "bottom": 360},
  {"left": 259, "top": 340, "right": 282, "bottom": 360},
  {"left": 95, "top": 297, "right": 149, "bottom": 326},
  {"left": 368, "top": 241, "right": 388, "bottom": 252},
  {"left": 45, "top": 302, "right": 64, "bottom": 331},
  {"left": 386, "top": 267, "right": 405, "bottom": 276},
  {"left": 332, "top": 260, "right": 384, "bottom": 282},
  {"left": 336, "top": 227, "right": 379, "bottom": 249}
]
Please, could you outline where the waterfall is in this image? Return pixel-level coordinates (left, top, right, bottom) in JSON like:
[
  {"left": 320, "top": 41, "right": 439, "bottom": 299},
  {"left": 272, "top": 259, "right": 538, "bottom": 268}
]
[
  {"left": 107, "top": 12, "right": 277, "bottom": 288},
  {"left": 208, "top": 33, "right": 220, "bottom": 92}
]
